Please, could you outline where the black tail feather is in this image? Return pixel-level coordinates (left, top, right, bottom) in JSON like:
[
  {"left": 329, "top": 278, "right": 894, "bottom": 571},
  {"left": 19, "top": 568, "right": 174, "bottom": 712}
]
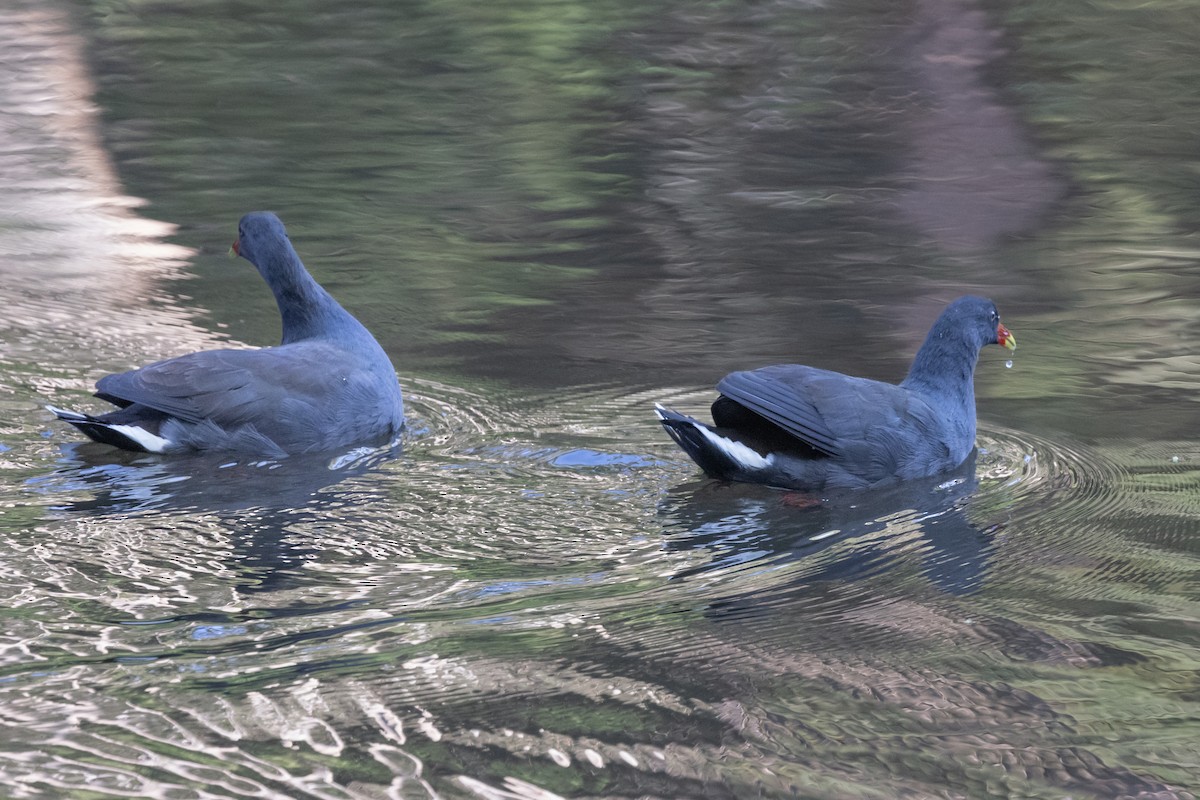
[
  {"left": 655, "top": 404, "right": 742, "bottom": 479},
  {"left": 71, "top": 420, "right": 153, "bottom": 452},
  {"left": 46, "top": 405, "right": 153, "bottom": 452}
]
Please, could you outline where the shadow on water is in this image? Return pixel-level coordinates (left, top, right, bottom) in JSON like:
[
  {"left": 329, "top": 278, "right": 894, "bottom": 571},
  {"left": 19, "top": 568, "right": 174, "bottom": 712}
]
[{"left": 660, "top": 454, "right": 998, "bottom": 605}]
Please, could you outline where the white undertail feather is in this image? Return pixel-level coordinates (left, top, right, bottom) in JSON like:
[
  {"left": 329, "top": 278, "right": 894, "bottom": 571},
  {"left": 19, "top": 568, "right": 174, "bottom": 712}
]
[
  {"left": 654, "top": 403, "right": 774, "bottom": 471},
  {"left": 107, "top": 424, "right": 171, "bottom": 453},
  {"left": 696, "top": 425, "right": 774, "bottom": 470},
  {"left": 46, "top": 405, "right": 172, "bottom": 453}
]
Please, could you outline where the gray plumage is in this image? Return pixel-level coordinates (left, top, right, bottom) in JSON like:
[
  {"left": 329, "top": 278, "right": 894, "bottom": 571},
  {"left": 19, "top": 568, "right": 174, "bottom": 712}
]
[
  {"left": 48, "top": 212, "right": 404, "bottom": 456},
  {"left": 656, "top": 296, "right": 1015, "bottom": 490}
]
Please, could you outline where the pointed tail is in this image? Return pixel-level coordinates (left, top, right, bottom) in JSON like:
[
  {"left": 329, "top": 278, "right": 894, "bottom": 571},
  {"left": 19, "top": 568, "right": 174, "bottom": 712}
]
[
  {"left": 654, "top": 403, "right": 773, "bottom": 479},
  {"left": 46, "top": 405, "right": 170, "bottom": 453}
]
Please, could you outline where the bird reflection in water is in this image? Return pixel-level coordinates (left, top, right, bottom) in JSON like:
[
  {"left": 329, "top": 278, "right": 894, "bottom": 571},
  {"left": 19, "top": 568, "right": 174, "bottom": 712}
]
[
  {"left": 660, "top": 453, "right": 1001, "bottom": 608},
  {"left": 27, "top": 441, "right": 402, "bottom": 596}
]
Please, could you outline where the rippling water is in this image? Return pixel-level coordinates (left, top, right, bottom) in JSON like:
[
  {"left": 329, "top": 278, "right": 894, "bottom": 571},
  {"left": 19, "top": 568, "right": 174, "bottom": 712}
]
[{"left": 2, "top": 0, "right": 1199, "bottom": 798}]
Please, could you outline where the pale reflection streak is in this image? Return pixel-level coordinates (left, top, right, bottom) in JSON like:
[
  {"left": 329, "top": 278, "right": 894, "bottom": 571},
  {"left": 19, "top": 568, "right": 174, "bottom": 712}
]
[
  {"left": 0, "top": 4, "right": 445, "bottom": 797},
  {"left": 0, "top": 3, "right": 228, "bottom": 415}
]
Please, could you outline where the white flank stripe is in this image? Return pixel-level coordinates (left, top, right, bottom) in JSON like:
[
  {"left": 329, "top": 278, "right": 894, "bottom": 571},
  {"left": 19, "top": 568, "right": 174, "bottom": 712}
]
[
  {"left": 108, "top": 424, "right": 171, "bottom": 454},
  {"left": 697, "top": 425, "right": 773, "bottom": 470}
]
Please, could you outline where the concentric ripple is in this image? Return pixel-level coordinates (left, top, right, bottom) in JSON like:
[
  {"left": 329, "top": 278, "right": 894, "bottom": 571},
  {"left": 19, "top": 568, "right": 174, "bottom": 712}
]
[
  {"left": 651, "top": 422, "right": 1119, "bottom": 593},
  {"left": 12, "top": 364, "right": 1197, "bottom": 800}
]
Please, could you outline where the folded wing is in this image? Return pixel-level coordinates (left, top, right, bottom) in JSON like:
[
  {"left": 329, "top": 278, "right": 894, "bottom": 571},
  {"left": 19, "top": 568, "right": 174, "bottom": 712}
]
[
  {"left": 716, "top": 364, "right": 928, "bottom": 463},
  {"left": 95, "top": 345, "right": 350, "bottom": 431}
]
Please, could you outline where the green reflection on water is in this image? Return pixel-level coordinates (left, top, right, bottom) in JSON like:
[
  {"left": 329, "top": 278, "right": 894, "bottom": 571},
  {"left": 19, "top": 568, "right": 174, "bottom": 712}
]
[{"left": 84, "top": 0, "right": 643, "bottom": 372}]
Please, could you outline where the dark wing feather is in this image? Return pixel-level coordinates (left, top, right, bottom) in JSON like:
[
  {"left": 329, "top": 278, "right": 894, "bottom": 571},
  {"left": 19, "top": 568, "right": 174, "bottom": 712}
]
[
  {"left": 97, "top": 350, "right": 260, "bottom": 424},
  {"left": 717, "top": 367, "right": 846, "bottom": 457},
  {"left": 95, "top": 345, "right": 349, "bottom": 430}
]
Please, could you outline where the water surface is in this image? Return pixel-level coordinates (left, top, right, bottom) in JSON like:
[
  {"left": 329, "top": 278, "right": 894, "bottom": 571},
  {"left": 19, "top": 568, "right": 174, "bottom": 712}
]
[{"left": 1, "top": 0, "right": 1199, "bottom": 797}]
